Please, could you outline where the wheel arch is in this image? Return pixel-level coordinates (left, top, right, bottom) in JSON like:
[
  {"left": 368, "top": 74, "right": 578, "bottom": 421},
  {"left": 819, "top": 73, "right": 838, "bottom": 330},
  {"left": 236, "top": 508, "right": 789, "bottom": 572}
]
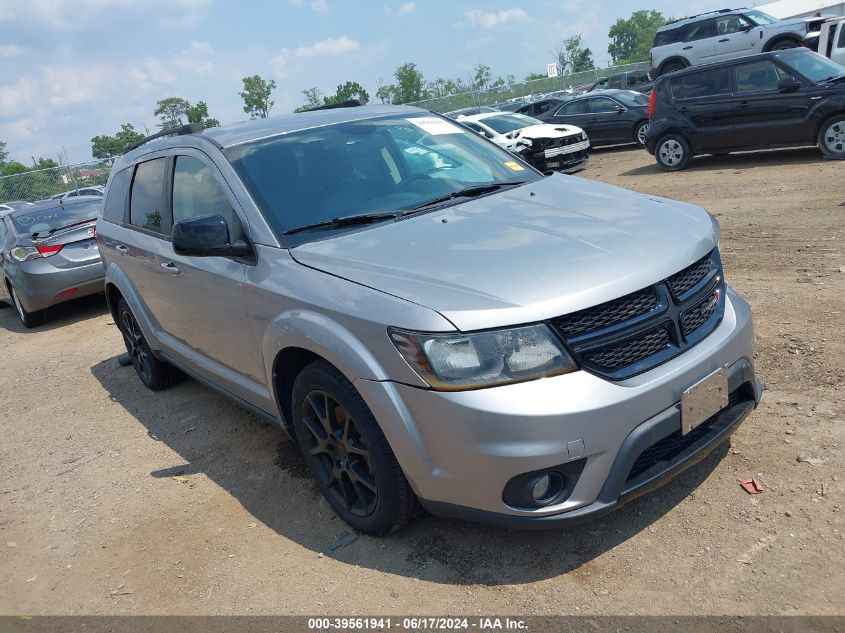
[
  {"left": 657, "top": 56, "right": 689, "bottom": 76},
  {"left": 813, "top": 110, "right": 845, "bottom": 141},
  {"left": 762, "top": 34, "right": 801, "bottom": 52}
]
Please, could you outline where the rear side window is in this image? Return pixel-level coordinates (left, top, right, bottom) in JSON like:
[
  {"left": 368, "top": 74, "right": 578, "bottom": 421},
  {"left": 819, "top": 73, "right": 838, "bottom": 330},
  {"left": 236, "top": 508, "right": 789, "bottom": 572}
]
[
  {"left": 608, "top": 75, "right": 625, "bottom": 89},
  {"left": 103, "top": 168, "right": 131, "bottom": 222},
  {"left": 684, "top": 19, "right": 714, "bottom": 42},
  {"left": 129, "top": 158, "right": 166, "bottom": 234},
  {"left": 172, "top": 156, "right": 245, "bottom": 242},
  {"left": 735, "top": 60, "right": 785, "bottom": 93},
  {"left": 674, "top": 68, "right": 732, "bottom": 99},
  {"left": 839, "top": 25, "right": 845, "bottom": 47},
  {"left": 653, "top": 27, "right": 681, "bottom": 47},
  {"left": 558, "top": 100, "right": 588, "bottom": 115}
]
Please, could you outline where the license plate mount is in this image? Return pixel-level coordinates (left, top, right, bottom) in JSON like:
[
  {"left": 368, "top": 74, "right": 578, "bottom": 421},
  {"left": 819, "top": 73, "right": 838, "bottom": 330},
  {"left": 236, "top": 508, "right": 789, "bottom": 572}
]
[{"left": 681, "top": 367, "right": 729, "bottom": 435}]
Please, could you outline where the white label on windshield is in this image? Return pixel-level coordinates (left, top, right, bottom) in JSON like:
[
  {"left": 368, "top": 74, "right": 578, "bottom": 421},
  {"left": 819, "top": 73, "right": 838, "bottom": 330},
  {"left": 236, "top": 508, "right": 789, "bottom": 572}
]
[{"left": 406, "top": 117, "right": 465, "bottom": 136}]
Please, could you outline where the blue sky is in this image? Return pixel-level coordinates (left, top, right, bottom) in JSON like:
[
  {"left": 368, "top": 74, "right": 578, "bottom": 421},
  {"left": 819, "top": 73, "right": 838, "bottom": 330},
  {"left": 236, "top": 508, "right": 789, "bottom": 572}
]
[{"left": 0, "top": 0, "right": 720, "bottom": 164}]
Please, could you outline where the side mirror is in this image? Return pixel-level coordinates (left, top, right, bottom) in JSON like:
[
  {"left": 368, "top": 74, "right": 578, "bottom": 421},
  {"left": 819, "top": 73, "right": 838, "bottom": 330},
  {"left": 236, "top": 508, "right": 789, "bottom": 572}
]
[
  {"left": 739, "top": 24, "right": 753, "bottom": 32},
  {"left": 777, "top": 75, "right": 802, "bottom": 92},
  {"left": 614, "top": 105, "right": 626, "bottom": 114},
  {"left": 172, "top": 214, "right": 252, "bottom": 258}
]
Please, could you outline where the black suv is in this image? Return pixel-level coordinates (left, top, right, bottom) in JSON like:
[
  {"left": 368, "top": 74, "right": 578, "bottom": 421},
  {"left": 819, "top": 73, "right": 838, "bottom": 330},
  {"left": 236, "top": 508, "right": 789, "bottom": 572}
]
[{"left": 645, "top": 49, "right": 845, "bottom": 170}]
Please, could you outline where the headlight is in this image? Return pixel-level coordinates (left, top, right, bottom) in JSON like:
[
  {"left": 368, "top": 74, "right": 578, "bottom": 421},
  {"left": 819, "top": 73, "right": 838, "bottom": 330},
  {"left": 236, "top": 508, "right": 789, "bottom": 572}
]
[
  {"left": 389, "top": 324, "right": 577, "bottom": 391},
  {"left": 581, "top": 131, "right": 587, "bottom": 140}
]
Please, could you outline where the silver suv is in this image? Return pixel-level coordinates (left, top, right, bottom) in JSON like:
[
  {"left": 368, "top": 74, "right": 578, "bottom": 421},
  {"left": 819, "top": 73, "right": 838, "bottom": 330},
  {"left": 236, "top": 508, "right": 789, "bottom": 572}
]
[
  {"left": 651, "top": 8, "right": 811, "bottom": 77},
  {"left": 98, "top": 106, "right": 762, "bottom": 535}
]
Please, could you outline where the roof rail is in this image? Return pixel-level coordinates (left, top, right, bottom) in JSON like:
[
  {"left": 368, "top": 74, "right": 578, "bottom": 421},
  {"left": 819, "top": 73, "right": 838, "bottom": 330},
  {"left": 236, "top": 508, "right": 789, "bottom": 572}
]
[
  {"left": 300, "top": 99, "right": 362, "bottom": 113},
  {"left": 664, "top": 7, "right": 734, "bottom": 26},
  {"left": 124, "top": 123, "right": 204, "bottom": 154}
]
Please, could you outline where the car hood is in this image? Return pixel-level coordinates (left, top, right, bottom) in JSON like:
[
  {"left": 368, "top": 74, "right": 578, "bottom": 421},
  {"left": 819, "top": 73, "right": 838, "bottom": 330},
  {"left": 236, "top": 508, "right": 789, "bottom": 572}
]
[
  {"left": 515, "top": 123, "right": 582, "bottom": 139},
  {"left": 290, "top": 174, "right": 718, "bottom": 331}
]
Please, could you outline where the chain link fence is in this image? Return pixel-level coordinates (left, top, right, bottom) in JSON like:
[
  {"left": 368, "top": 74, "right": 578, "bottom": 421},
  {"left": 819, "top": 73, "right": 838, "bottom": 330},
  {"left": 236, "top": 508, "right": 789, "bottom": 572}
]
[
  {"left": 408, "top": 62, "right": 649, "bottom": 113},
  {"left": 0, "top": 161, "right": 112, "bottom": 204}
]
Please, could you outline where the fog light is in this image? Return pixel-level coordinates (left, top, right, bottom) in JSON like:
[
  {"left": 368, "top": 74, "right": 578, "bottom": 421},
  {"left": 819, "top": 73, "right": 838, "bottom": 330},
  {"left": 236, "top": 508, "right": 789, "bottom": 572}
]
[{"left": 532, "top": 474, "right": 552, "bottom": 501}]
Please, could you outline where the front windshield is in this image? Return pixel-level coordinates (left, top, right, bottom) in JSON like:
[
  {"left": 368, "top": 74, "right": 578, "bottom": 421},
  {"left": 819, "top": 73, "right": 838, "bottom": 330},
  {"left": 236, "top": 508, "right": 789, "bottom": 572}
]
[
  {"left": 480, "top": 114, "right": 542, "bottom": 134},
  {"left": 781, "top": 50, "right": 845, "bottom": 82},
  {"left": 225, "top": 114, "right": 541, "bottom": 238},
  {"left": 12, "top": 200, "right": 100, "bottom": 234},
  {"left": 745, "top": 10, "right": 779, "bottom": 25},
  {"left": 614, "top": 91, "right": 650, "bottom": 107}
]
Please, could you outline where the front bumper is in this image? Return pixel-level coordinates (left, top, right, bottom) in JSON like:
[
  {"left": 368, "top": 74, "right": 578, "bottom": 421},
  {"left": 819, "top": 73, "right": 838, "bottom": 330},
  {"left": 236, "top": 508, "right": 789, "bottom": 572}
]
[
  {"left": 9, "top": 258, "right": 105, "bottom": 312},
  {"left": 356, "top": 287, "right": 761, "bottom": 527}
]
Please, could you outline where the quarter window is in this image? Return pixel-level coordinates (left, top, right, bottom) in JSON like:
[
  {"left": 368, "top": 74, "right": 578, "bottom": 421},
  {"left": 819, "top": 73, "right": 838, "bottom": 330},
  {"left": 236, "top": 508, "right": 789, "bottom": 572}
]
[
  {"left": 129, "top": 158, "right": 166, "bottom": 234},
  {"left": 172, "top": 156, "right": 245, "bottom": 242},
  {"left": 735, "top": 61, "right": 785, "bottom": 93},
  {"left": 103, "top": 168, "right": 131, "bottom": 222}
]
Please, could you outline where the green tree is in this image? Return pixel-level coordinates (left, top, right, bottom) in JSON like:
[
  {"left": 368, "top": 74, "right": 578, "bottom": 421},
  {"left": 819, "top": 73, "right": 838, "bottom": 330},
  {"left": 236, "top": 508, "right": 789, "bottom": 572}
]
[
  {"left": 557, "top": 35, "right": 595, "bottom": 74},
  {"left": 294, "top": 87, "right": 324, "bottom": 112},
  {"left": 524, "top": 72, "right": 547, "bottom": 82},
  {"left": 0, "top": 140, "right": 8, "bottom": 166},
  {"left": 608, "top": 10, "right": 666, "bottom": 64},
  {"left": 324, "top": 81, "right": 370, "bottom": 105},
  {"left": 154, "top": 97, "right": 191, "bottom": 129},
  {"left": 384, "top": 62, "right": 426, "bottom": 104},
  {"left": 91, "top": 123, "right": 144, "bottom": 160},
  {"left": 185, "top": 101, "right": 221, "bottom": 128},
  {"left": 239, "top": 75, "right": 277, "bottom": 119},
  {"left": 31, "top": 158, "right": 58, "bottom": 170},
  {"left": 2, "top": 161, "right": 28, "bottom": 176},
  {"left": 472, "top": 63, "right": 492, "bottom": 91}
]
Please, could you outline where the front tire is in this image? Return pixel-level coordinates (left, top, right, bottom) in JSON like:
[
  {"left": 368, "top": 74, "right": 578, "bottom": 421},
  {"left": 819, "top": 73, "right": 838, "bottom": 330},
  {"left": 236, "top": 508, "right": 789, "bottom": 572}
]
[
  {"left": 655, "top": 134, "right": 692, "bottom": 171},
  {"left": 9, "top": 285, "right": 45, "bottom": 328},
  {"left": 634, "top": 121, "right": 649, "bottom": 147},
  {"left": 117, "top": 299, "right": 182, "bottom": 390},
  {"left": 292, "top": 360, "right": 418, "bottom": 535},
  {"left": 818, "top": 116, "right": 845, "bottom": 160}
]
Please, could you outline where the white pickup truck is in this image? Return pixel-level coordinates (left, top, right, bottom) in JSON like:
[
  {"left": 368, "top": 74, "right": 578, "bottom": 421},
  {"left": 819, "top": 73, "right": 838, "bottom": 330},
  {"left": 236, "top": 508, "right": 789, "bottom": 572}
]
[{"left": 803, "top": 16, "right": 845, "bottom": 65}]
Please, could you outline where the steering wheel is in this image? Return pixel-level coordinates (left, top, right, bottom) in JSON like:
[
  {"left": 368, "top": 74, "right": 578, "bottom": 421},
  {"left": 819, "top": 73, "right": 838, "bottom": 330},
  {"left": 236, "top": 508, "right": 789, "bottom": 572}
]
[{"left": 395, "top": 174, "right": 433, "bottom": 192}]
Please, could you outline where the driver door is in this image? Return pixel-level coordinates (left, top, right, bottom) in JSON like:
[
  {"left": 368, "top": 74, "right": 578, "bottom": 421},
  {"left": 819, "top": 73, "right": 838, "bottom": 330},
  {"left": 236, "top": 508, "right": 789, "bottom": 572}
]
[{"left": 714, "top": 15, "right": 760, "bottom": 60}]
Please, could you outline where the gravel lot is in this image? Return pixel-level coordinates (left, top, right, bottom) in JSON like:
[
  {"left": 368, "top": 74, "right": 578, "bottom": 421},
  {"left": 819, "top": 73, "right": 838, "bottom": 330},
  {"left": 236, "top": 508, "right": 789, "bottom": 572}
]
[{"left": 1, "top": 145, "right": 843, "bottom": 616}]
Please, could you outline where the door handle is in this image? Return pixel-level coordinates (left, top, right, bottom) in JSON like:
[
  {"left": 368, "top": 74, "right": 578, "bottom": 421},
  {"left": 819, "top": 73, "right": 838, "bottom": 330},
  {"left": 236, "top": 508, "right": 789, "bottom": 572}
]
[
  {"left": 115, "top": 244, "right": 128, "bottom": 255},
  {"left": 683, "top": 46, "right": 693, "bottom": 50},
  {"left": 737, "top": 101, "right": 751, "bottom": 109},
  {"left": 718, "top": 38, "right": 730, "bottom": 42},
  {"left": 160, "top": 261, "right": 180, "bottom": 275}
]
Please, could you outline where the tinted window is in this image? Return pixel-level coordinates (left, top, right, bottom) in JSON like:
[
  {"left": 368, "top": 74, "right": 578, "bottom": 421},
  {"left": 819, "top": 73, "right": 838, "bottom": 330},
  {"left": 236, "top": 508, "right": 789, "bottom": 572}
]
[
  {"left": 590, "top": 97, "right": 619, "bottom": 113},
  {"left": 782, "top": 50, "right": 845, "bottom": 82},
  {"left": 735, "top": 60, "right": 785, "bottom": 93},
  {"left": 608, "top": 75, "right": 625, "bottom": 89},
  {"left": 536, "top": 101, "right": 556, "bottom": 114},
  {"left": 129, "top": 158, "right": 166, "bottom": 234},
  {"left": 11, "top": 200, "right": 101, "bottom": 234},
  {"left": 103, "top": 168, "right": 131, "bottom": 222},
  {"left": 653, "top": 27, "right": 681, "bottom": 47},
  {"left": 675, "top": 68, "right": 732, "bottom": 99},
  {"left": 614, "top": 91, "right": 650, "bottom": 106},
  {"left": 840, "top": 25, "right": 845, "bottom": 48},
  {"left": 558, "top": 100, "right": 588, "bottom": 115},
  {"left": 172, "top": 156, "right": 245, "bottom": 242},
  {"left": 685, "top": 19, "right": 714, "bottom": 42}
]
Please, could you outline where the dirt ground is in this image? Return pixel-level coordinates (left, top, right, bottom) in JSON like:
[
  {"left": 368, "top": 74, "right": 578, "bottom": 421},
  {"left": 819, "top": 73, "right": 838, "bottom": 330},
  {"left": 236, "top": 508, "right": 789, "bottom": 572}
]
[{"left": 1, "top": 146, "right": 843, "bottom": 616}]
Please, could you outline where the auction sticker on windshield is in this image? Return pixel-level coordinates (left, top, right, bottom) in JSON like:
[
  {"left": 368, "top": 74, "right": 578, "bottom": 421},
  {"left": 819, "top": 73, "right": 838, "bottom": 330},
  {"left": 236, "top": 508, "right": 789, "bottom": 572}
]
[{"left": 407, "top": 117, "right": 465, "bottom": 136}]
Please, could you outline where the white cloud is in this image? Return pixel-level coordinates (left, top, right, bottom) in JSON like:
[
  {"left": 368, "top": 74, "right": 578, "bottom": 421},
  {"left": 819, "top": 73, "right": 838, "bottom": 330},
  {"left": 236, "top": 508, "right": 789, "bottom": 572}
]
[
  {"left": 174, "top": 41, "right": 215, "bottom": 76},
  {"left": 293, "top": 35, "right": 360, "bottom": 58},
  {"left": 3, "top": 0, "right": 210, "bottom": 28},
  {"left": 0, "top": 45, "right": 26, "bottom": 58},
  {"left": 288, "top": 0, "right": 331, "bottom": 13},
  {"left": 398, "top": 1, "right": 415, "bottom": 15},
  {"left": 464, "top": 8, "right": 527, "bottom": 29},
  {"left": 0, "top": 79, "right": 37, "bottom": 119}
]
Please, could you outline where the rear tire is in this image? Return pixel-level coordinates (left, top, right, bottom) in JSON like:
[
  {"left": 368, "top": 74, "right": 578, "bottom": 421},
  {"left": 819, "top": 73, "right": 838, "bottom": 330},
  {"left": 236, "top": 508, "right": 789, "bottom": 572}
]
[
  {"left": 9, "top": 285, "right": 45, "bottom": 328},
  {"left": 818, "top": 116, "right": 845, "bottom": 160},
  {"left": 655, "top": 134, "right": 692, "bottom": 171},
  {"left": 292, "top": 360, "right": 418, "bottom": 535},
  {"left": 117, "top": 298, "right": 182, "bottom": 391}
]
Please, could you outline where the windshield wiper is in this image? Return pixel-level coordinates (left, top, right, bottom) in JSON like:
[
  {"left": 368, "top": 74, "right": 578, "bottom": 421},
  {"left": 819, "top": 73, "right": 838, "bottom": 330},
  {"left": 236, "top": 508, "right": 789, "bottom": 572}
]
[
  {"left": 825, "top": 74, "right": 845, "bottom": 84},
  {"left": 283, "top": 212, "right": 399, "bottom": 235},
  {"left": 31, "top": 218, "right": 95, "bottom": 239},
  {"left": 400, "top": 181, "right": 526, "bottom": 214}
]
